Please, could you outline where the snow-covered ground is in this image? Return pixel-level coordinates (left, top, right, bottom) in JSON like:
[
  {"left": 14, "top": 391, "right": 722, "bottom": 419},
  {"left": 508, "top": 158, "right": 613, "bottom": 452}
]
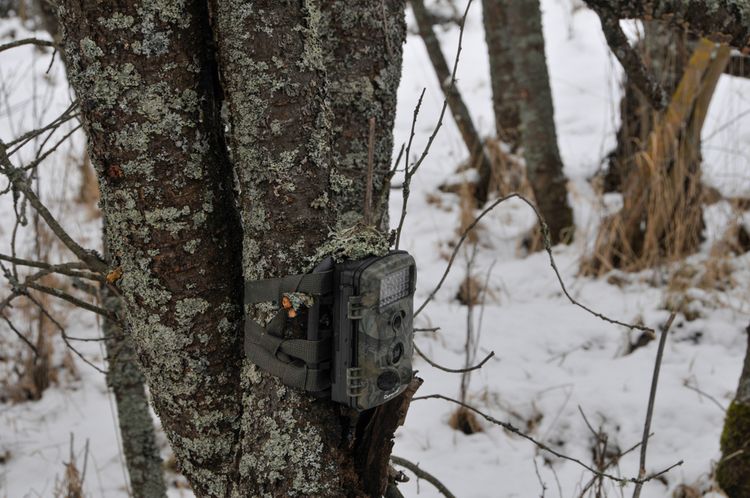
[{"left": 2, "top": 1, "right": 750, "bottom": 497}]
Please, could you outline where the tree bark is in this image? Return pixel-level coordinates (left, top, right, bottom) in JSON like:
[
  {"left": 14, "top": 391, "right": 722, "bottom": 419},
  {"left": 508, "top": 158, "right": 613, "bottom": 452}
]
[
  {"left": 505, "top": 0, "right": 574, "bottom": 245},
  {"left": 717, "top": 323, "right": 750, "bottom": 497},
  {"left": 31, "top": 3, "right": 168, "bottom": 495},
  {"left": 212, "top": 1, "right": 409, "bottom": 495},
  {"left": 57, "top": 1, "right": 245, "bottom": 495},
  {"left": 583, "top": 0, "right": 750, "bottom": 49},
  {"left": 410, "top": 0, "right": 493, "bottom": 205},
  {"left": 101, "top": 281, "right": 167, "bottom": 498},
  {"left": 481, "top": 0, "right": 520, "bottom": 149},
  {"left": 59, "top": 0, "right": 410, "bottom": 496},
  {"left": 604, "top": 22, "right": 688, "bottom": 192}
]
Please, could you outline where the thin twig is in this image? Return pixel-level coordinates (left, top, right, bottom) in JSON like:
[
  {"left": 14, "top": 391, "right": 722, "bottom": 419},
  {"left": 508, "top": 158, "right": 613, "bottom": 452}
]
[
  {"left": 0, "top": 313, "right": 37, "bottom": 354},
  {"left": 25, "top": 281, "right": 118, "bottom": 322},
  {"left": 415, "top": 193, "right": 655, "bottom": 336},
  {"left": 364, "top": 117, "right": 376, "bottom": 226},
  {"left": 395, "top": 88, "right": 426, "bottom": 249},
  {"left": 0, "top": 37, "right": 55, "bottom": 54},
  {"left": 632, "top": 312, "right": 677, "bottom": 498},
  {"left": 414, "top": 342, "right": 495, "bottom": 373},
  {"left": 26, "top": 293, "right": 107, "bottom": 374},
  {"left": 396, "top": 0, "right": 474, "bottom": 248},
  {"left": 0, "top": 141, "right": 107, "bottom": 272},
  {"left": 390, "top": 455, "right": 457, "bottom": 498},
  {"left": 683, "top": 380, "right": 727, "bottom": 413},
  {"left": 413, "top": 393, "right": 683, "bottom": 486}
]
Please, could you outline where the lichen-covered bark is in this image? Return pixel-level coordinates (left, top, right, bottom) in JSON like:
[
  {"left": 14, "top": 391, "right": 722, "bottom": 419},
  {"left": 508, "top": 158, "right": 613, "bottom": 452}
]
[
  {"left": 57, "top": 1, "right": 244, "bottom": 495},
  {"left": 481, "top": 0, "right": 520, "bottom": 149},
  {"left": 583, "top": 0, "right": 750, "bottom": 50},
  {"left": 212, "top": 0, "right": 407, "bottom": 495},
  {"left": 506, "top": 0, "right": 573, "bottom": 244},
  {"left": 101, "top": 283, "right": 166, "bottom": 498},
  {"left": 717, "top": 324, "right": 750, "bottom": 497},
  {"left": 318, "top": 0, "right": 406, "bottom": 228}
]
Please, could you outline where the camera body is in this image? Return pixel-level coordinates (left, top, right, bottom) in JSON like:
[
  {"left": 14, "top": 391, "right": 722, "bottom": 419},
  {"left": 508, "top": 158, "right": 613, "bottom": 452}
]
[
  {"left": 243, "top": 250, "right": 416, "bottom": 411},
  {"left": 331, "top": 251, "right": 416, "bottom": 410}
]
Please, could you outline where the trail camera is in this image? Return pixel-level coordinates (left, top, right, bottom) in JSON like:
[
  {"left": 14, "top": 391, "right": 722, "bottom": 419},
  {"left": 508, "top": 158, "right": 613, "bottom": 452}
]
[{"left": 243, "top": 251, "right": 416, "bottom": 411}]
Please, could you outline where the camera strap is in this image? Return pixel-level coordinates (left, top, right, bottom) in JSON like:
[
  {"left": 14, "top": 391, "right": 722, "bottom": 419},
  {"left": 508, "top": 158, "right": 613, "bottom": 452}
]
[{"left": 243, "top": 271, "right": 333, "bottom": 392}]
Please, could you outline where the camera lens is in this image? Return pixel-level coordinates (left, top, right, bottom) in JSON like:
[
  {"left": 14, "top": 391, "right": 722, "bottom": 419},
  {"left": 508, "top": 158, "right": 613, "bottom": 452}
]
[
  {"left": 390, "top": 310, "right": 405, "bottom": 332},
  {"left": 377, "top": 370, "right": 399, "bottom": 391},
  {"left": 390, "top": 342, "right": 404, "bottom": 364}
]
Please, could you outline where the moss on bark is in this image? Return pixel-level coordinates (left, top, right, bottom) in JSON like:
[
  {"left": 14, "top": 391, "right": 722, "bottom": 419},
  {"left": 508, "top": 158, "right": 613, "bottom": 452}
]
[{"left": 717, "top": 401, "right": 750, "bottom": 497}]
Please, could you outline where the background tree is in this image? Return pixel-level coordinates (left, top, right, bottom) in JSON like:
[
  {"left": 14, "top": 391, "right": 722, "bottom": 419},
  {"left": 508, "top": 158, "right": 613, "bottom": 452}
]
[
  {"left": 481, "top": 0, "right": 519, "bottom": 150},
  {"left": 505, "top": 0, "right": 574, "bottom": 245}
]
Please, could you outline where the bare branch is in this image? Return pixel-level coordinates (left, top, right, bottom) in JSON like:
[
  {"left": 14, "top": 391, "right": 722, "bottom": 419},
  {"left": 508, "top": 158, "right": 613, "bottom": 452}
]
[
  {"left": 415, "top": 192, "right": 656, "bottom": 336},
  {"left": 591, "top": 4, "right": 667, "bottom": 110},
  {"left": 632, "top": 312, "right": 678, "bottom": 498},
  {"left": 0, "top": 313, "right": 37, "bottom": 355},
  {"left": 414, "top": 342, "right": 495, "bottom": 373},
  {"left": 0, "top": 37, "right": 55, "bottom": 54},
  {"left": 0, "top": 141, "right": 107, "bottom": 273},
  {"left": 394, "top": 88, "right": 426, "bottom": 249},
  {"left": 583, "top": 0, "right": 750, "bottom": 49},
  {"left": 396, "top": 0, "right": 475, "bottom": 248},
  {"left": 413, "top": 393, "right": 683, "bottom": 486},
  {"left": 390, "top": 455, "right": 457, "bottom": 498},
  {"left": 25, "top": 281, "right": 118, "bottom": 322}
]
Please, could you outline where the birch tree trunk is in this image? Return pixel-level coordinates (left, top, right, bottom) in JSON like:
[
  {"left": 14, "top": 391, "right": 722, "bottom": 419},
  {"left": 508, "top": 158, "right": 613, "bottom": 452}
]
[
  {"left": 506, "top": 0, "right": 574, "bottom": 244},
  {"left": 57, "top": 0, "right": 409, "bottom": 495}
]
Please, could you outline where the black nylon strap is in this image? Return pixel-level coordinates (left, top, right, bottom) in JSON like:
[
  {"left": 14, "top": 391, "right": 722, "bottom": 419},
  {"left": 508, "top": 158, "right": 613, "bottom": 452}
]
[
  {"left": 244, "top": 318, "right": 331, "bottom": 392},
  {"left": 243, "top": 270, "right": 334, "bottom": 392}
]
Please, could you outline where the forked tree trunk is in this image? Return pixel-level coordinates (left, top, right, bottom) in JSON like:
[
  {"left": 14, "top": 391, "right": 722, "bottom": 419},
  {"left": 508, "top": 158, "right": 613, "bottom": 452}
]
[
  {"left": 604, "top": 22, "right": 688, "bottom": 193},
  {"left": 58, "top": 0, "right": 410, "bottom": 495},
  {"left": 505, "top": 0, "right": 574, "bottom": 245}
]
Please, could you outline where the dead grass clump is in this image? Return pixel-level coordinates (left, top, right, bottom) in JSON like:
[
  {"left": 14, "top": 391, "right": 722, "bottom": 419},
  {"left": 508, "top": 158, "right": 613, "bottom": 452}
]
[
  {"left": 456, "top": 275, "right": 482, "bottom": 306},
  {"left": 583, "top": 40, "right": 730, "bottom": 276},
  {"left": 53, "top": 435, "right": 88, "bottom": 498},
  {"left": 448, "top": 407, "right": 483, "bottom": 435}
]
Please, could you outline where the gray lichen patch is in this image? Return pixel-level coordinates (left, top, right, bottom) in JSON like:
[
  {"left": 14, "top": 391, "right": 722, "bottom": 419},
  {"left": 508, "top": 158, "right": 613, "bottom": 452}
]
[
  {"left": 308, "top": 223, "right": 389, "bottom": 268},
  {"left": 98, "top": 12, "right": 135, "bottom": 30}
]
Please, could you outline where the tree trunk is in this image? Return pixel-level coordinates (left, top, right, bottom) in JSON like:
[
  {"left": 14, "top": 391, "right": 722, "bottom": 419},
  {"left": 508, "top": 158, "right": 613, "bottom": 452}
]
[
  {"left": 481, "top": 0, "right": 520, "bottom": 150},
  {"left": 58, "top": 1, "right": 245, "bottom": 495},
  {"left": 604, "top": 22, "right": 688, "bottom": 192},
  {"left": 101, "top": 280, "right": 167, "bottom": 498},
  {"left": 582, "top": 0, "right": 750, "bottom": 49},
  {"left": 410, "top": 0, "right": 493, "bottom": 205},
  {"left": 31, "top": 3, "right": 168, "bottom": 495},
  {"left": 717, "top": 323, "right": 750, "bottom": 497},
  {"left": 506, "top": 0, "right": 574, "bottom": 245},
  {"left": 58, "top": 0, "right": 410, "bottom": 495}
]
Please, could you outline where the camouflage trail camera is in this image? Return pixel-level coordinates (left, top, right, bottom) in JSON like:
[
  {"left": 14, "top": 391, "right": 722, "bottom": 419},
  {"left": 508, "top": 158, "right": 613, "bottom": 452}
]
[{"left": 243, "top": 251, "right": 416, "bottom": 410}]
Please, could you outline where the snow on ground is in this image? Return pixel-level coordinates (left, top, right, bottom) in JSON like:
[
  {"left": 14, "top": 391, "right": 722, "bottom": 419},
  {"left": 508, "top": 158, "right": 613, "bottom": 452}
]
[{"left": 2, "top": 1, "right": 750, "bottom": 497}]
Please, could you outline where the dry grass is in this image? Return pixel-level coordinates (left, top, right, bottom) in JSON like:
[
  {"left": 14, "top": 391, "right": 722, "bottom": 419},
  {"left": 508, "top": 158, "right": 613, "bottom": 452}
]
[
  {"left": 448, "top": 407, "right": 483, "bottom": 435},
  {"left": 583, "top": 40, "right": 730, "bottom": 276},
  {"left": 53, "top": 435, "right": 88, "bottom": 498}
]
